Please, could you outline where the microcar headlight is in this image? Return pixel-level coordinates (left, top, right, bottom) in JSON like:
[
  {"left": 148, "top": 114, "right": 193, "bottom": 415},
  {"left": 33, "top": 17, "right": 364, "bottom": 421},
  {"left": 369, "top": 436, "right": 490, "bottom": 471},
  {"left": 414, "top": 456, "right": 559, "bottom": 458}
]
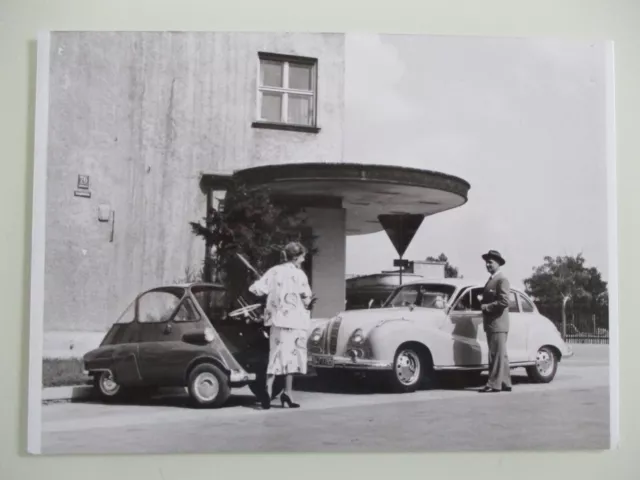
[
  {"left": 350, "top": 328, "right": 365, "bottom": 345},
  {"left": 204, "top": 327, "right": 216, "bottom": 343},
  {"left": 310, "top": 327, "right": 324, "bottom": 343}
]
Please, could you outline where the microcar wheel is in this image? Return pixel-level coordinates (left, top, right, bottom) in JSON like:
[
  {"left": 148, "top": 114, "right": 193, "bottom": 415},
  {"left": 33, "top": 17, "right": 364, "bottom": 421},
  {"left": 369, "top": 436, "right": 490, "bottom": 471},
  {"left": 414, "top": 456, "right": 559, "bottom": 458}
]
[
  {"left": 187, "top": 363, "right": 231, "bottom": 408},
  {"left": 526, "top": 346, "right": 558, "bottom": 383},
  {"left": 386, "top": 346, "right": 425, "bottom": 393},
  {"left": 94, "top": 371, "right": 127, "bottom": 402}
]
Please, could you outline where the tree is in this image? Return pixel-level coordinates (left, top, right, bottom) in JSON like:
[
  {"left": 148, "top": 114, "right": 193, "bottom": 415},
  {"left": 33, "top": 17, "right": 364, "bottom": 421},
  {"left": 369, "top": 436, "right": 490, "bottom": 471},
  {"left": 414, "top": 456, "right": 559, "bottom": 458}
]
[
  {"left": 523, "top": 254, "right": 609, "bottom": 330},
  {"left": 189, "top": 179, "right": 317, "bottom": 305},
  {"left": 426, "top": 253, "right": 461, "bottom": 278}
]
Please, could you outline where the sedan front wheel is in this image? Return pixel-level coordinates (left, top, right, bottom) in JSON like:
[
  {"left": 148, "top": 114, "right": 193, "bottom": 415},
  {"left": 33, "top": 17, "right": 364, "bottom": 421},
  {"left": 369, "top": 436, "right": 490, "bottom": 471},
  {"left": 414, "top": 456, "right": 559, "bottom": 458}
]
[{"left": 385, "top": 347, "right": 425, "bottom": 393}]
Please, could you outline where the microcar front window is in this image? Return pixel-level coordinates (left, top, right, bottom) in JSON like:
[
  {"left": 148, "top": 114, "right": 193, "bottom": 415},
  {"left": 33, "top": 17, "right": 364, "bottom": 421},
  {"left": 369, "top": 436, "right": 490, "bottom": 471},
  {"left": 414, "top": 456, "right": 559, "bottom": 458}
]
[
  {"left": 137, "top": 290, "right": 184, "bottom": 323},
  {"left": 115, "top": 300, "right": 135, "bottom": 324},
  {"left": 384, "top": 284, "right": 456, "bottom": 309}
]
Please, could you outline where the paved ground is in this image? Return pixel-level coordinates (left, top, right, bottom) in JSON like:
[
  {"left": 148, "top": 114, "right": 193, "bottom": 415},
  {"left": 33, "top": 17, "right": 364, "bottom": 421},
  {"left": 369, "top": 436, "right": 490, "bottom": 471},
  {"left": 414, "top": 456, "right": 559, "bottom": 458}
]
[{"left": 40, "top": 345, "right": 611, "bottom": 454}]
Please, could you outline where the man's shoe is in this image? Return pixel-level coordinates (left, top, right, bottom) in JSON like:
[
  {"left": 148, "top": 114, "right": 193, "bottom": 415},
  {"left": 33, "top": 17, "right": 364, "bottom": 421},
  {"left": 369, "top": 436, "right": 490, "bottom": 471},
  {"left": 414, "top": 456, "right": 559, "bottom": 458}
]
[
  {"left": 478, "top": 386, "right": 501, "bottom": 393},
  {"left": 502, "top": 385, "right": 512, "bottom": 392}
]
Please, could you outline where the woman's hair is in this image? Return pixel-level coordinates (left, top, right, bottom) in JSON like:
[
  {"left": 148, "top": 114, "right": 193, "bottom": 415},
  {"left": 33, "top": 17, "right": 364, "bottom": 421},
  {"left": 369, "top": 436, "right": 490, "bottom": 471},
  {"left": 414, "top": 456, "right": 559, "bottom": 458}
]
[{"left": 281, "top": 241, "right": 307, "bottom": 262}]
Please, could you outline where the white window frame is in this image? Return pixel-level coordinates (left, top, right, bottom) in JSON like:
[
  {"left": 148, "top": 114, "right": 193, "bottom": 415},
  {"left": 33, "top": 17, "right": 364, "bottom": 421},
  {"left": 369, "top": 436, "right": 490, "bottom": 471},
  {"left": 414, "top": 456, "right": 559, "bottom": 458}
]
[{"left": 256, "top": 53, "right": 318, "bottom": 128}]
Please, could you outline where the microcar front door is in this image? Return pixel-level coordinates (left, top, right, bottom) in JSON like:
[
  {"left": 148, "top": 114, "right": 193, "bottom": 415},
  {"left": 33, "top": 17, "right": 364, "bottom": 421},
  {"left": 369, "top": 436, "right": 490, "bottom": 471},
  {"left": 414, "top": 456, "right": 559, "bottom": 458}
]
[{"left": 135, "top": 290, "right": 204, "bottom": 385}]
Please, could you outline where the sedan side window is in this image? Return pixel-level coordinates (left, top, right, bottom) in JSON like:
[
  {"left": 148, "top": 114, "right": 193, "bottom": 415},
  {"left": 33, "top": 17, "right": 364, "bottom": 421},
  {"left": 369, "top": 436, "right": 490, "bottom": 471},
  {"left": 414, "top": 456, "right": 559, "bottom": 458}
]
[
  {"left": 518, "top": 294, "right": 535, "bottom": 313},
  {"left": 470, "top": 288, "right": 484, "bottom": 311},
  {"left": 508, "top": 291, "right": 519, "bottom": 313},
  {"left": 453, "top": 288, "right": 483, "bottom": 312}
]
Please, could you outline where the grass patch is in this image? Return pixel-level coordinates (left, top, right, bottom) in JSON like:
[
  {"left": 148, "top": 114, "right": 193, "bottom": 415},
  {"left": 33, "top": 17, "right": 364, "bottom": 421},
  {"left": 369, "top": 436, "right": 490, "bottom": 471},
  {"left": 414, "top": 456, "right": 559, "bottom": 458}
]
[{"left": 43, "top": 358, "right": 92, "bottom": 387}]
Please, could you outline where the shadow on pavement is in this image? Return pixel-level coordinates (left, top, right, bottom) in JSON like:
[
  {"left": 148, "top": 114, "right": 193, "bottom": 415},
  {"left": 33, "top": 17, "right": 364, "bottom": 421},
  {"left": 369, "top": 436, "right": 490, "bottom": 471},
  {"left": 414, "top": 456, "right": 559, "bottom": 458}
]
[{"left": 72, "top": 369, "right": 548, "bottom": 409}]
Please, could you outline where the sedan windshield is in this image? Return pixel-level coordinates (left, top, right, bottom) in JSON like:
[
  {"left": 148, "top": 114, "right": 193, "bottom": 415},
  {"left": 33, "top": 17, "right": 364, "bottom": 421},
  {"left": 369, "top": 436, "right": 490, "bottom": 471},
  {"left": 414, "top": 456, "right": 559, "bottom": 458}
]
[{"left": 383, "top": 284, "right": 457, "bottom": 309}]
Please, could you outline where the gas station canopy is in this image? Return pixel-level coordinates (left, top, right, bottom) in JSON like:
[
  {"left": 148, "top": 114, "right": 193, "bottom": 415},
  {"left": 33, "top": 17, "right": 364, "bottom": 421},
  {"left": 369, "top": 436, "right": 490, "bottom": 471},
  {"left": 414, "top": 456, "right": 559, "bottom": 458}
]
[{"left": 226, "top": 163, "right": 471, "bottom": 236}]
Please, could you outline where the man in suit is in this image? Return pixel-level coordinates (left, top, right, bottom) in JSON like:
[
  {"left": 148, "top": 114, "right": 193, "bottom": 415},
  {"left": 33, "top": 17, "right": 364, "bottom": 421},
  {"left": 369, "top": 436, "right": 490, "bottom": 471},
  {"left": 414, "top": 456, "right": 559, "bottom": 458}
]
[{"left": 479, "top": 250, "right": 513, "bottom": 393}]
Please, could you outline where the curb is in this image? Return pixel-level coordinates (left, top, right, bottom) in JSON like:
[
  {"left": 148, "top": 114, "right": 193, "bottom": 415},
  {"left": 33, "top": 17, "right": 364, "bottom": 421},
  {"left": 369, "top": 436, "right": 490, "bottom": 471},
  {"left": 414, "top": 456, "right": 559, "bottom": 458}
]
[
  {"left": 41, "top": 385, "right": 193, "bottom": 404},
  {"left": 43, "top": 385, "right": 94, "bottom": 403}
]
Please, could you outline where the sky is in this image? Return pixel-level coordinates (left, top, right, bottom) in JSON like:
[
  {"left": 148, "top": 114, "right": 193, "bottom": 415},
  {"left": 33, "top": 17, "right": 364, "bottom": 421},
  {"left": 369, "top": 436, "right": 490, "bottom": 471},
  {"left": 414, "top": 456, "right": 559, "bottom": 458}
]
[{"left": 343, "top": 34, "right": 612, "bottom": 289}]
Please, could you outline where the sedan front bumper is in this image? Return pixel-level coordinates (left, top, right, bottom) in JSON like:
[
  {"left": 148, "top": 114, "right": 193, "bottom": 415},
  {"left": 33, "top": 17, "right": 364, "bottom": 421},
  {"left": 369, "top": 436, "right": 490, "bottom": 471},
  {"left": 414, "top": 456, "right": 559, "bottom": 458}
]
[{"left": 308, "top": 354, "right": 392, "bottom": 371}]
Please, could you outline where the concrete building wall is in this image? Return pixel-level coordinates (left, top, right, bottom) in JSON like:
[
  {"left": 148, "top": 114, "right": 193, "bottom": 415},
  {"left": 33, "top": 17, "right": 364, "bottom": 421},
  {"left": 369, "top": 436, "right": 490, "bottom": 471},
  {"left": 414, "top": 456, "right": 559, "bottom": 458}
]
[{"left": 45, "top": 32, "right": 345, "bottom": 334}]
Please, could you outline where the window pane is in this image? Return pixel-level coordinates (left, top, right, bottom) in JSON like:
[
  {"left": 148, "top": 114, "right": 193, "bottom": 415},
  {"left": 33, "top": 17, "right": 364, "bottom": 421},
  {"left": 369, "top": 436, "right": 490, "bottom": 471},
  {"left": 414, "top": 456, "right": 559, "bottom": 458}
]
[
  {"left": 470, "top": 289, "right": 484, "bottom": 311},
  {"left": 289, "top": 63, "right": 312, "bottom": 90},
  {"left": 520, "top": 295, "right": 535, "bottom": 313},
  {"left": 288, "top": 94, "right": 312, "bottom": 125},
  {"left": 508, "top": 292, "right": 519, "bottom": 313},
  {"left": 260, "top": 60, "right": 283, "bottom": 87},
  {"left": 261, "top": 92, "right": 282, "bottom": 122},
  {"left": 173, "top": 300, "right": 199, "bottom": 322},
  {"left": 116, "top": 300, "right": 135, "bottom": 324},
  {"left": 138, "top": 292, "right": 181, "bottom": 323},
  {"left": 193, "top": 288, "right": 228, "bottom": 322}
]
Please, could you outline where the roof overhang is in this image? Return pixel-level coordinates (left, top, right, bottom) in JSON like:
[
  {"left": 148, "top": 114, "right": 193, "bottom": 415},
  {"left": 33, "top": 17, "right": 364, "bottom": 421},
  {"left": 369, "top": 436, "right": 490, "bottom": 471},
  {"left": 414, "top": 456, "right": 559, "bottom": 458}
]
[{"left": 202, "top": 163, "right": 470, "bottom": 236}]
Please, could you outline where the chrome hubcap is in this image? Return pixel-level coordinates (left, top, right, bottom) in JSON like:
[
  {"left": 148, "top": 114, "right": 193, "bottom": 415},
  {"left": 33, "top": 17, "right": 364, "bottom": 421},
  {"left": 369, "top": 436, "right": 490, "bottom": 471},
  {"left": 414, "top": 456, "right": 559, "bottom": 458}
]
[
  {"left": 194, "top": 372, "right": 219, "bottom": 402},
  {"left": 100, "top": 372, "right": 119, "bottom": 395},
  {"left": 536, "top": 349, "right": 555, "bottom": 376},
  {"left": 395, "top": 350, "right": 421, "bottom": 385}
]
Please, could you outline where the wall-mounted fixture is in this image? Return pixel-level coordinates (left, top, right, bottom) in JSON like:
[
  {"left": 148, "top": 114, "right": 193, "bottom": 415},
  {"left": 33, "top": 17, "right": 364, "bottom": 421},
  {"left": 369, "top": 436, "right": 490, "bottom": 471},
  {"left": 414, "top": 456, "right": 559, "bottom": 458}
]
[
  {"left": 97, "top": 204, "right": 116, "bottom": 243},
  {"left": 98, "top": 204, "right": 111, "bottom": 222},
  {"left": 74, "top": 174, "right": 91, "bottom": 198}
]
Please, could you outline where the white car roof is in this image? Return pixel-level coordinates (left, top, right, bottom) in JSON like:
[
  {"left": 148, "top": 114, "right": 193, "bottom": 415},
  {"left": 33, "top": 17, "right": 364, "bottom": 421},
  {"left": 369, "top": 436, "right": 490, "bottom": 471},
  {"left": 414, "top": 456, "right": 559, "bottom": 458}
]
[{"left": 399, "top": 278, "right": 529, "bottom": 295}]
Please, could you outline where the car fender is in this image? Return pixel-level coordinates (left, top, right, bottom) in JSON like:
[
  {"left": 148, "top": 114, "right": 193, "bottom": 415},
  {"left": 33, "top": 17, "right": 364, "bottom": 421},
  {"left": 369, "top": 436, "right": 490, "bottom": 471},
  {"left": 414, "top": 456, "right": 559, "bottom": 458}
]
[
  {"left": 84, "top": 344, "right": 142, "bottom": 385},
  {"left": 527, "top": 315, "right": 572, "bottom": 361},
  {"left": 366, "top": 319, "right": 454, "bottom": 367},
  {"left": 183, "top": 351, "right": 232, "bottom": 381}
]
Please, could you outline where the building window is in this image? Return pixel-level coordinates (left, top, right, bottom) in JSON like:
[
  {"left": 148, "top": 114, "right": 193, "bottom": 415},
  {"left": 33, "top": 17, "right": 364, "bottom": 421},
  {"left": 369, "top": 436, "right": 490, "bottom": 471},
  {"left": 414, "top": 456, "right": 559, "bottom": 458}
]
[{"left": 253, "top": 52, "right": 320, "bottom": 133}]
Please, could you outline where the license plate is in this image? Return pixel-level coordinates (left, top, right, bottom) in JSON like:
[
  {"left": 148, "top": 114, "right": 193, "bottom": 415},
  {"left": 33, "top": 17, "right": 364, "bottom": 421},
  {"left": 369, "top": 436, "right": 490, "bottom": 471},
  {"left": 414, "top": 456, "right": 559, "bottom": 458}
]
[{"left": 312, "top": 355, "right": 334, "bottom": 367}]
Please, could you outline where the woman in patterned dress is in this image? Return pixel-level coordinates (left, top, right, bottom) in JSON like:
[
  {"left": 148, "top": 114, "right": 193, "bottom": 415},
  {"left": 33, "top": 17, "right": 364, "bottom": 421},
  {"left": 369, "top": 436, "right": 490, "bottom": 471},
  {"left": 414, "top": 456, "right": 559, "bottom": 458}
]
[{"left": 249, "top": 242, "right": 314, "bottom": 409}]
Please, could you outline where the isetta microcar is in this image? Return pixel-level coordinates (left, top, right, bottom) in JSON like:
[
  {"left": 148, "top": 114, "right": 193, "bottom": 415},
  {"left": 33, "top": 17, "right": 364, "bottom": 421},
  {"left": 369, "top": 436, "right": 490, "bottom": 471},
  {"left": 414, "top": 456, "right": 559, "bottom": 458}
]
[{"left": 83, "top": 283, "right": 283, "bottom": 408}]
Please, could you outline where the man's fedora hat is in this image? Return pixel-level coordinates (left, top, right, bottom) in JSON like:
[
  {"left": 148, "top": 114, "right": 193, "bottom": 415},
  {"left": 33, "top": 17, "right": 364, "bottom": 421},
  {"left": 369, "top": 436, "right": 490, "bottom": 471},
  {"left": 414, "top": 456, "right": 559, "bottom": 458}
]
[{"left": 482, "top": 250, "right": 506, "bottom": 266}]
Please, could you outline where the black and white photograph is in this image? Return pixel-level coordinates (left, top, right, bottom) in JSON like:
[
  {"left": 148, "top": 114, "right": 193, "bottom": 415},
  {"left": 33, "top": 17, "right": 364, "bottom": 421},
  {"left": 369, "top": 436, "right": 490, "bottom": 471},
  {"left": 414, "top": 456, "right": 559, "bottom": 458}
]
[{"left": 27, "top": 31, "right": 617, "bottom": 454}]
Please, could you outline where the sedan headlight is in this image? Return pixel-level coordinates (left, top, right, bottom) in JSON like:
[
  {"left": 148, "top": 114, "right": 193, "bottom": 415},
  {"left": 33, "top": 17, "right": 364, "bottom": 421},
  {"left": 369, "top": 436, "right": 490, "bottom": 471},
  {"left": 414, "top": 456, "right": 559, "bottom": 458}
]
[
  {"left": 310, "top": 327, "right": 324, "bottom": 343},
  {"left": 350, "top": 328, "right": 365, "bottom": 345}
]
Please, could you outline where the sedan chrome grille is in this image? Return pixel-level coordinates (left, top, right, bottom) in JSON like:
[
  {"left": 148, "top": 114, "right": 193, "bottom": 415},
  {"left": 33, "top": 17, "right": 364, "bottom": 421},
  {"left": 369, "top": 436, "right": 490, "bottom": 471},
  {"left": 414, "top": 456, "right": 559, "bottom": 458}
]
[{"left": 328, "top": 317, "right": 342, "bottom": 354}]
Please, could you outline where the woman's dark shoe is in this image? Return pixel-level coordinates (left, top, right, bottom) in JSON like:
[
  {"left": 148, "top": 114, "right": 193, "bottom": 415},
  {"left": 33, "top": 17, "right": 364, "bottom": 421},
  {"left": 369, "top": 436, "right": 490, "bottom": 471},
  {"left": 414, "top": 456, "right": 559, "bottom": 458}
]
[{"left": 280, "top": 393, "right": 300, "bottom": 408}]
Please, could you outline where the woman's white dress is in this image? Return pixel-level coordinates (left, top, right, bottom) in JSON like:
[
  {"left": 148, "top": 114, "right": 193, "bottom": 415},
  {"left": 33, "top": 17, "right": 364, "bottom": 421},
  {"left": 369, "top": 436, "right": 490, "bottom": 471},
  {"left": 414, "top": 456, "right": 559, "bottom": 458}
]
[{"left": 249, "top": 262, "right": 312, "bottom": 375}]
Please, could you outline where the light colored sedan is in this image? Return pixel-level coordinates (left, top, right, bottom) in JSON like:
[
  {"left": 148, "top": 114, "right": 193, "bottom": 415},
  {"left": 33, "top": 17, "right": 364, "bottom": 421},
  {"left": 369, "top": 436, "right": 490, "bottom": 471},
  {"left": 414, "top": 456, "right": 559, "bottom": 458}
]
[{"left": 307, "top": 278, "right": 573, "bottom": 392}]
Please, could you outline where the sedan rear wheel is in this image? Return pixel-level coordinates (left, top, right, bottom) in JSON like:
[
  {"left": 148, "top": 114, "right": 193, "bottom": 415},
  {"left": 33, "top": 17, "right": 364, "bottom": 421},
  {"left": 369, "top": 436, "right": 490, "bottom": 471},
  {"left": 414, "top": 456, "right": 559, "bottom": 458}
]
[{"left": 526, "top": 346, "right": 558, "bottom": 383}]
